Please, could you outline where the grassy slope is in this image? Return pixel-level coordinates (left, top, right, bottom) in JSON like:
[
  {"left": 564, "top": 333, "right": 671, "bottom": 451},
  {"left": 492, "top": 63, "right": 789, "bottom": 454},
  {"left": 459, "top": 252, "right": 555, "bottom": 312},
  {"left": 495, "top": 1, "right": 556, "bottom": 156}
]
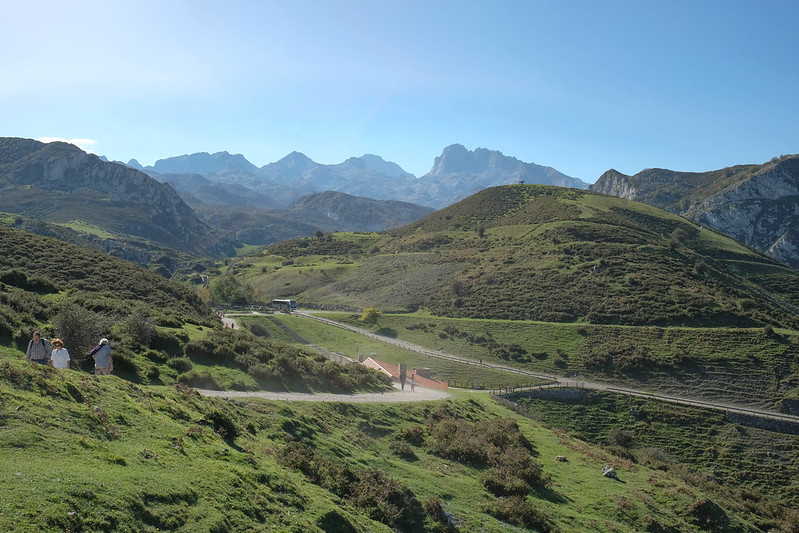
[
  {"left": 513, "top": 390, "right": 799, "bottom": 515},
  {"left": 240, "top": 185, "right": 799, "bottom": 328},
  {"left": 2, "top": 350, "right": 789, "bottom": 532},
  {"left": 305, "top": 312, "right": 799, "bottom": 408},
  {"left": 0, "top": 225, "right": 390, "bottom": 394}
]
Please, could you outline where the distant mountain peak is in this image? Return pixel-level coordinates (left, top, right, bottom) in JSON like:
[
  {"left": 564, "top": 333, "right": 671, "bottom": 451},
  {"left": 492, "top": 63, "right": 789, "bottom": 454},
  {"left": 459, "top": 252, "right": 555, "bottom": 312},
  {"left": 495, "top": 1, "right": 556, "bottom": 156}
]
[
  {"left": 150, "top": 151, "right": 257, "bottom": 174},
  {"left": 423, "top": 144, "right": 588, "bottom": 194},
  {"left": 339, "top": 154, "right": 414, "bottom": 178}
]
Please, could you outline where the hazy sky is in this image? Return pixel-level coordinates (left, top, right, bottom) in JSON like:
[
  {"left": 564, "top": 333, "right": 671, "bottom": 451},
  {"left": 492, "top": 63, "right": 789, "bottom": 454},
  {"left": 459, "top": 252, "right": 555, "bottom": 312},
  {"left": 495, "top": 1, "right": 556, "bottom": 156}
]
[{"left": 2, "top": 0, "right": 798, "bottom": 181}]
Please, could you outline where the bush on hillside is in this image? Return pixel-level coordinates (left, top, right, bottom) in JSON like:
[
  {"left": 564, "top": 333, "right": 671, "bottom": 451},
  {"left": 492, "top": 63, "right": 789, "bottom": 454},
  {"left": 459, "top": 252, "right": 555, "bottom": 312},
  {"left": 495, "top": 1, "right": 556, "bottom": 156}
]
[
  {"left": 484, "top": 496, "right": 553, "bottom": 532},
  {"left": 182, "top": 328, "right": 391, "bottom": 393},
  {"left": 51, "top": 303, "right": 113, "bottom": 370}
]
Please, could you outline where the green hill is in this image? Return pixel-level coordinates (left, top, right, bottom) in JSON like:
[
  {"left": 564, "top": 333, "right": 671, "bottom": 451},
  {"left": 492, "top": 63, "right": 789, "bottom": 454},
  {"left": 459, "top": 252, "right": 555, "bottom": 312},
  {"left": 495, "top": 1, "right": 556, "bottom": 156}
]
[
  {"left": 242, "top": 185, "right": 799, "bottom": 329},
  {"left": 0, "top": 225, "right": 387, "bottom": 393}
]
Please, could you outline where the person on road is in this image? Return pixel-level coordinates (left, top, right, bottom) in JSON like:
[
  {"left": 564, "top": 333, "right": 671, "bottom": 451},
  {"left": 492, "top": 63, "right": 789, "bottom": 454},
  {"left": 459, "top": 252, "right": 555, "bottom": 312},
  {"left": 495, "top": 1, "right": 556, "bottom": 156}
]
[
  {"left": 91, "top": 338, "right": 113, "bottom": 375},
  {"left": 26, "top": 331, "right": 50, "bottom": 365},
  {"left": 49, "top": 339, "right": 70, "bottom": 369}
]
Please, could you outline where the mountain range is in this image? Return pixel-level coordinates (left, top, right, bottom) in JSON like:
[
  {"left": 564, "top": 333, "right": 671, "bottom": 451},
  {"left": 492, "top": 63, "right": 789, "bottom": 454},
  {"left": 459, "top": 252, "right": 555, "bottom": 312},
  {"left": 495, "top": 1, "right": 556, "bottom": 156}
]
[{"left": 133, "top": 144, "right": 589, "bottom": 209}]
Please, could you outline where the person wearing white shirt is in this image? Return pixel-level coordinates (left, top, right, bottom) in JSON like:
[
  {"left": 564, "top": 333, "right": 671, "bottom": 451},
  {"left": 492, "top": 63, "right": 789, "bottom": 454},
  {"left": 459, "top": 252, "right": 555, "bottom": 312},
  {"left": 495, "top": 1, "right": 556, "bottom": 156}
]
[{"left": 49, "top": 339, "right": 70, "bottom": 369}]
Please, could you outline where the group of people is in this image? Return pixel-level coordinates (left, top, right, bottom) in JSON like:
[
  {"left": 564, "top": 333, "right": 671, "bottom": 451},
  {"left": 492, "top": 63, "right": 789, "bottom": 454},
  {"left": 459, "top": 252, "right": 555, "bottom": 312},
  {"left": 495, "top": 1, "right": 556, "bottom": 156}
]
[{"left": 25, "top": 332, "right": 113, "bottom": 375}]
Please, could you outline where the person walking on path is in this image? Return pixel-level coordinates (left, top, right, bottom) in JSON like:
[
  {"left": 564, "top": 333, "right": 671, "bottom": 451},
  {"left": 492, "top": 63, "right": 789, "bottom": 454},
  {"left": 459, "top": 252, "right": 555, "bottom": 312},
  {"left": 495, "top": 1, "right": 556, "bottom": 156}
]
[
  {"left": 410, "top": 375, "right": 416, "bottom": 392},
  {"left": 49, "top": 339, "right": 70, "bottom": 369},
  {"left": 91, "top": 338, "right": 113, "bottom": 375},
  {"left": 26, "top": 331, "right": 50, "bottom": 365}
]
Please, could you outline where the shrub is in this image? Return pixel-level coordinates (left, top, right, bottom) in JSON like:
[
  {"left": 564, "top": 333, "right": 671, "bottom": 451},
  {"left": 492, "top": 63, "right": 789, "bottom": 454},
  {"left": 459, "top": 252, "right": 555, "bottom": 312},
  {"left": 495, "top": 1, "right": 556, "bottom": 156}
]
[
  {"left": 485, "top": 496, "right": 552, "bottom": 531},
  {"left": 51, "top": 303, "right": 113, "bottom": 370},
  {"left": 167, "top": 357, "right": 194, "bottom": 373},
  {"left": 121, "top": 313, "right": 156, "bottom": 348},
  {"left": 176, "top": 370, "right": 222, "bottom": 391},
  {"left": 350, "top": 468, "right": 424, "bottom": 530},
  {"left": 607, "top": 428, "right": 636, "bottom": 448},
  {"left": 206, "top": 408, "right": 240, "bottom": 441},
  {"left": 247, "top": 321, "right": 270, "bottom": 338},
  {"left": 398, "top": 425, "right": 426, "bottom": 446}
]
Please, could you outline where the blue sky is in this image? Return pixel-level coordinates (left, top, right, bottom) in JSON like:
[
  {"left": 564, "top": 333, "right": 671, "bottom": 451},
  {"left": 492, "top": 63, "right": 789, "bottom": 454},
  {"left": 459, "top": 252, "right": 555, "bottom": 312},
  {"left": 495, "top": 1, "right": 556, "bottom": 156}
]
[{"left": 2, "top": 0, "right": 798, "bottom": 182}]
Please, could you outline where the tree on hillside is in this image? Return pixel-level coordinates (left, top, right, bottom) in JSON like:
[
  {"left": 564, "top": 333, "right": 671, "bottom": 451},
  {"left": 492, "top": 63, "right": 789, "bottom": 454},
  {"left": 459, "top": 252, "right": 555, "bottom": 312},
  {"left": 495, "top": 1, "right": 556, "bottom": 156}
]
[
  {"left": 52, "top": 303, "right": 112, "bottom": 370},
  {"left": 359, "top": 307, "right": 381, "bottom": 325},
  {"left": 211, "top": 274, "right": 249, "bottom": 305}
]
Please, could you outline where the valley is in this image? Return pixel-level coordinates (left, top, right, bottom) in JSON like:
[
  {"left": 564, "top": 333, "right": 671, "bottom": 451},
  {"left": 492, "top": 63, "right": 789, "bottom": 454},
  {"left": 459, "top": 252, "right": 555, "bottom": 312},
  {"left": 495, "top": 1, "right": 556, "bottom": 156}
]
[{"left": 2, "top": 175, "right": 799, "bottom": 530}]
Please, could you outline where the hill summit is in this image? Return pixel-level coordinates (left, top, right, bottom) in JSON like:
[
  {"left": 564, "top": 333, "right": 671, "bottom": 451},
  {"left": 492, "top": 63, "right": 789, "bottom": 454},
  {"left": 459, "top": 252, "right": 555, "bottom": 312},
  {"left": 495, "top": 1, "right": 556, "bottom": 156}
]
[{"left": 257, "top": 184, "right": 799, "bottom": 328}]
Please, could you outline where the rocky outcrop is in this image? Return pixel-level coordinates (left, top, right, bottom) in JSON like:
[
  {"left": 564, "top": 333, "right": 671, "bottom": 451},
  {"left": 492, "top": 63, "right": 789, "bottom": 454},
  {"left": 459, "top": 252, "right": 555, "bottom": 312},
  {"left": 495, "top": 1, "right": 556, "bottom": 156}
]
[
  {"left": 590, "top": 155, "right": 799, "bottom": 269},
  {"left": 418, "top": 144, "right": 588, "bottom": 207},
  {"left": 590, "top": 169, "right": 637, "bottom": 200},
  {"left": 0, "top": 138, "right": 217, "bottom": 256}
]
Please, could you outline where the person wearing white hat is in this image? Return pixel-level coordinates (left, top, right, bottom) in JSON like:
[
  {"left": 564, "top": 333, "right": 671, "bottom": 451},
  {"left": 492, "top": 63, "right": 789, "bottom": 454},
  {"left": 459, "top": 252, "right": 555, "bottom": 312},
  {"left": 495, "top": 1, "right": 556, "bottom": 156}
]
[{"left": 92, "top": 338, "right": 113, "bottom": 375}]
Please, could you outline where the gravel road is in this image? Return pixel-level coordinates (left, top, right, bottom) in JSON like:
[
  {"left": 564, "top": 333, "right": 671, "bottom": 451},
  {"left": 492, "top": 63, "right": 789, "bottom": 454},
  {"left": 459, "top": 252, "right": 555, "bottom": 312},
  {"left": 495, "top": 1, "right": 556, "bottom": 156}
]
[{"left": 197, "top": 382, "right": 450, "bottom": 403}]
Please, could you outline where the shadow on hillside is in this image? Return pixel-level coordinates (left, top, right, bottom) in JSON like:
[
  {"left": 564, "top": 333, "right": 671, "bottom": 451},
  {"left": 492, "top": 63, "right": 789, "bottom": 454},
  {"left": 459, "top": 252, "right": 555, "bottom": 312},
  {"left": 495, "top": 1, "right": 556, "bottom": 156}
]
[{"left": 532, "top": 486, "right": 570, "bottom": 505}]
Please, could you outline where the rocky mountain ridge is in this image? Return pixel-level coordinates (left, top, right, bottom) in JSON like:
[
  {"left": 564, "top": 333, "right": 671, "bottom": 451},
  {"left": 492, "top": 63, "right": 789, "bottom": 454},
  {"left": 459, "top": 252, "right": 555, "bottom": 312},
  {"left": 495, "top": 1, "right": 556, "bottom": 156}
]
[
  {"left": 590, "top": 154, "right": 799, "bottom": 269},
  {"left": 0, "top": 137, "right": 224, "bottom": 264},
  {"left": 137, "top": 144, "right": 589, "bottom": 209}
]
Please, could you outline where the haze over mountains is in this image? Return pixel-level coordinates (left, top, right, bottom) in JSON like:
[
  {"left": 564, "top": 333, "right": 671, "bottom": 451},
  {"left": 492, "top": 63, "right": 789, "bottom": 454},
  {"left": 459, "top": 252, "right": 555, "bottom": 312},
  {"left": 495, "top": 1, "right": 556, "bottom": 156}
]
[{"left": 132, "top": 143, "right": 589, "bottom": 209}]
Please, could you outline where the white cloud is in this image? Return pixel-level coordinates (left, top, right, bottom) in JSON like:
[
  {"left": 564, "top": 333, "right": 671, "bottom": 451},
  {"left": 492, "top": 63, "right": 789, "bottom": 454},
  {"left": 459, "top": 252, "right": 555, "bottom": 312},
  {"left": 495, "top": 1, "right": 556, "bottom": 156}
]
[{"left": 37, "top": 137, "right": 98, "bottom": 153}]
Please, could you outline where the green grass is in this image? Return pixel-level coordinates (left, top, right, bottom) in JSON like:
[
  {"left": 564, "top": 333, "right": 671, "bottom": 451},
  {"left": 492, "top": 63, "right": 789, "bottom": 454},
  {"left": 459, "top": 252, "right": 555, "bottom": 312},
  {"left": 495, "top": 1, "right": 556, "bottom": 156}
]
[
  {"left": 2, "top": 353, "right": 791, "bottom": 532},
  {"left": 306, "top": 311, "right": 799, "bottom": 408},
  {"left": 260, "top": 314, "right": 546, "bottom": 390},
  {"left": 57, "top": 220, "right": 117, "bottom": 239},
  {"left": 232, "top": 243, "right": 263, "bottom": 257},
  {"left": 513, "top": 390, "right": 799, "bottom": 513}
]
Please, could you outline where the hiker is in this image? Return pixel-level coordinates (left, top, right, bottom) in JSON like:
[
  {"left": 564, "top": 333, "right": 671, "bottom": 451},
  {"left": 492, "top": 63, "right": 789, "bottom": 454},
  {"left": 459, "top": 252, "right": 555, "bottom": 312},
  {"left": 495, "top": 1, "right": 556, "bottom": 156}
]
[
  {"left": 49, "top": 339, "right": 70, "bottom": 369},
  {"left": 26, "top": 331, "right": 50, "bottom": 365},
  {"left": 91, "top": 338, "right": 113, "bottom": 375}
]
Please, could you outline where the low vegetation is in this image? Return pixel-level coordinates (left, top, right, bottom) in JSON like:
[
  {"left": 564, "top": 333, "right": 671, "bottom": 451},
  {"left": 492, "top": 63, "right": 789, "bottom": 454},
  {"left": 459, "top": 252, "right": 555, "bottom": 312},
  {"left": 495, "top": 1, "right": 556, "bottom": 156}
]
[
  {"left": 0, "top": 226, "right": 389, "bottom": 393},
  {"left": 510, "top": 390, "right": 799, "bottom": 530},
  {"left": 235, "top": 185, "right": 799, "bottom": 330},
  {"left": 3, "top": 354, "right": 792, "bottom": 531}
]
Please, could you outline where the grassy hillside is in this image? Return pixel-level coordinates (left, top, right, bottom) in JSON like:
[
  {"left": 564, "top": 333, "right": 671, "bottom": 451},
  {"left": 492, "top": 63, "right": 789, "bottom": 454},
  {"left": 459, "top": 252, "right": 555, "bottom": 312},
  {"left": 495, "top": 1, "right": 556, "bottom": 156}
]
[
  {"left": 512, "top": 390, "right": 799, "bottom": 514},
  {"left": 0, "top": 225, "right": 388, "bottom": 393},
  {"left": 259, "top": 311, "right": 799, "bottom": 409},
  {"left": 2, "top": 353, "right": 795, "bottom": 532},
  {"left": 236, "top": 185, "right": 799, "bottom": 329}
]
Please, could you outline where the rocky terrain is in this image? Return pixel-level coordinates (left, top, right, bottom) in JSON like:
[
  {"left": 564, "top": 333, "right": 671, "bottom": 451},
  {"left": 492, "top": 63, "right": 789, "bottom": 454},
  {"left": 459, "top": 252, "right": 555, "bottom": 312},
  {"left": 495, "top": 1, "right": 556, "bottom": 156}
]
[
  {"left": 0, "top": 137, "right": 222, "bottom": 261},
  {"left": 590, "top": 154, "right": 799, "bottom": 269}
]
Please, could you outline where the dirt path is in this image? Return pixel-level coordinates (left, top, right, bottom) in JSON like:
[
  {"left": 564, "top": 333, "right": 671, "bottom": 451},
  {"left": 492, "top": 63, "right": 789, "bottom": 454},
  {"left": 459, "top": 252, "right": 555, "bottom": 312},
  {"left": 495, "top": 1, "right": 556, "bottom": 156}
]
[{"left": 198, "top": 382, "right": 450, "bottom": 403}]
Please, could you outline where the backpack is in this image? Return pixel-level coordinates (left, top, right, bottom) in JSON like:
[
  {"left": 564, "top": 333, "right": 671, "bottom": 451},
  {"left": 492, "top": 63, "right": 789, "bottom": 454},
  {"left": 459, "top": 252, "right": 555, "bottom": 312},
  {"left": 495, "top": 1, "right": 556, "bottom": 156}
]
[{"left": 89, "top": 344, "right": 102, "bottom": 357}]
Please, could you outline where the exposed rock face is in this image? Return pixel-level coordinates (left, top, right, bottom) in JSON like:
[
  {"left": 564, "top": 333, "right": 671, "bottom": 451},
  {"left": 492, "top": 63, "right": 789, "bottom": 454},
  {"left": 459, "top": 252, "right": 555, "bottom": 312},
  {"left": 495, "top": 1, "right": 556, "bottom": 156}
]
[
  {"left": 0, "top": 137, "right": 215, "bottom": 256},
  {"left": 590, "top": 155, "right": 799, "bottom": 269},
  {"left": 590, "top": 169, "right": 637, "bottom": 199},
  {"left": 419, "top": 144, "right": 589, "bottom": 207}
]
